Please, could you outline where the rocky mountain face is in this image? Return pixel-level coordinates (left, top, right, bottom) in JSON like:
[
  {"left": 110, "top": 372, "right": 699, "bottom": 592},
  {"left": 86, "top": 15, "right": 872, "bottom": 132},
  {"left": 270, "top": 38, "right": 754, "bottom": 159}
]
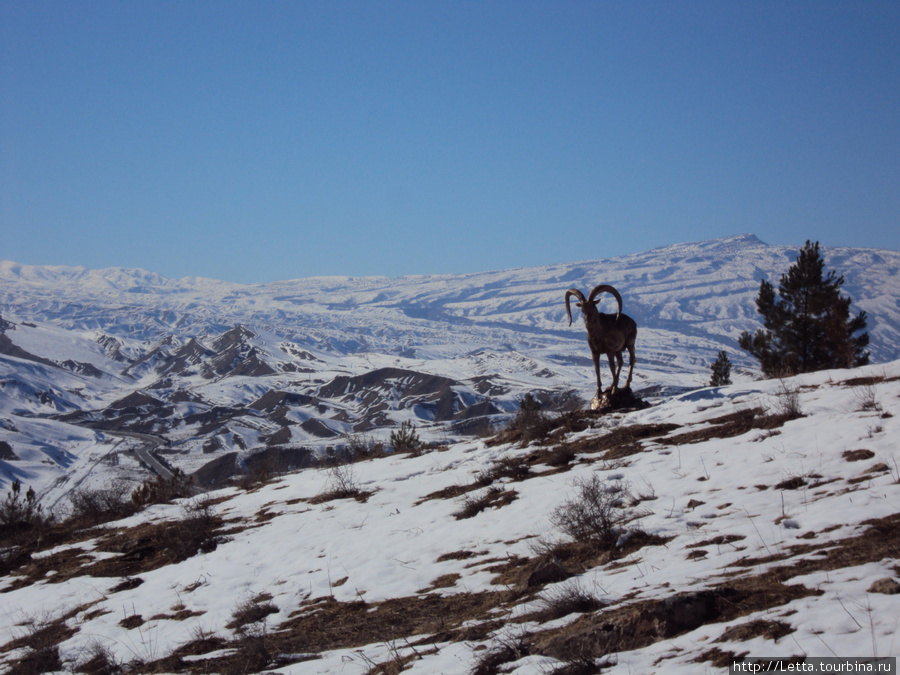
[{"left": 1, "top": 235, "right": 898, "bottom": 496}]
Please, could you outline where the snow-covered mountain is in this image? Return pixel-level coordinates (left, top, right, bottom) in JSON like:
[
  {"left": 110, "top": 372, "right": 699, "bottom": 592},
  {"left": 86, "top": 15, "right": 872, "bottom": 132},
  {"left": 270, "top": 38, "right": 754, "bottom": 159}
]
[
  {"left": 1, "top": 360, "right": 898, "bottom": 674},
  {"left": 1, "top": 235, "right": 898, "bottom": 501}
]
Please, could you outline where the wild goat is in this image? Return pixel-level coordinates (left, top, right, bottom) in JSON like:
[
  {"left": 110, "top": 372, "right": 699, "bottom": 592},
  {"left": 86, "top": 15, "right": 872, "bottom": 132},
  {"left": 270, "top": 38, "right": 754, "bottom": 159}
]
[{"left": 565, "top": 284, "right": 637, "bottom": 397}]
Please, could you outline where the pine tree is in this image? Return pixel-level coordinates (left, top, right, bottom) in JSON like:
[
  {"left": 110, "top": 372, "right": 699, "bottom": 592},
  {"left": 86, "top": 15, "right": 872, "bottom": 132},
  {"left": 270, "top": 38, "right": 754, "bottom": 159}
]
[
  {"left": 709, "top": 351, "right": 732, "bottom": 386},
  {"left": 739, "top": 240, "right": 869, "bottom": 377},
  {"left": 389, "top": 420, "right": 421, "bottom": 454}
]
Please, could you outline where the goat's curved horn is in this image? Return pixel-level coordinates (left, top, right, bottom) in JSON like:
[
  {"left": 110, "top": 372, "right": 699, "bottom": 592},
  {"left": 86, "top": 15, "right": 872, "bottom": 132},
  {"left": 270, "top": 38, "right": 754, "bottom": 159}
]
[
  {"left": 587, "top": 284, "right": 623, "bottom": 319},
  {"left": 564, "top": 289, "right": 586, "bottom": 326}
]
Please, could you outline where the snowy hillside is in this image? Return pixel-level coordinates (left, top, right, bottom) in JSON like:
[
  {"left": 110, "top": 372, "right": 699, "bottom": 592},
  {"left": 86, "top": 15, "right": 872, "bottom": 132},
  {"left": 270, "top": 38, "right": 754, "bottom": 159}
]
[
  {"left": 1, "top": 235, "right": 898, "bottom": 503},
  {"left": 3, "top": 235, "right": 899, "bottom": 366},
  {"left": 0, "top": 362, "right": 898, "bottom": 673}
]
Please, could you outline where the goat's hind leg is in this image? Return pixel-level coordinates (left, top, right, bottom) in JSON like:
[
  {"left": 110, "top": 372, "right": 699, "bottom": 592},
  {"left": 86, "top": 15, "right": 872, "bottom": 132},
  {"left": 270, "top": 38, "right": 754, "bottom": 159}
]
[{"left": 623, "top": 344, "right": 636, "bottom": 390}]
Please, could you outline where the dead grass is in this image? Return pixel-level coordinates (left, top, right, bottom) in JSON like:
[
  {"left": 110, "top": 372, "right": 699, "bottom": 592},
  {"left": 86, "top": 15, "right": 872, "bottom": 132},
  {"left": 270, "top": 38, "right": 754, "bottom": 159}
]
[
  {"left": 559, "top": 423, "right": 681, "bottom": 460},
  {"left": 309, "top": 463, "right": 375, "bottom": 503},
  {"left": 0, "top": 605, "right": 88, "bottom": 675},
  {"left": 666, "top": 408, "right": 796, "bottom": 446},
  {"left": 454, "top": 487, "right": 518, "bottom": 519},
  {"left": 525, "top": 579, "right": 607, "bottom": 623},
  {"left": 4, "top": 503, "right": 226, "bottom": 589},
  {"left": 487, "top": 409, "right": 603, "bottom": 448},
  {"left": 418, "top": 573, "right": 461, "bottom": 593},
  {"left": 226, "top": 595, "right": 279, "bottom": 631},
  {"left": 715, "top": 619, "right": 794, "bottom": 643},
  {"left": 531, "top": 582, "right": 811, "bottom": 665}
]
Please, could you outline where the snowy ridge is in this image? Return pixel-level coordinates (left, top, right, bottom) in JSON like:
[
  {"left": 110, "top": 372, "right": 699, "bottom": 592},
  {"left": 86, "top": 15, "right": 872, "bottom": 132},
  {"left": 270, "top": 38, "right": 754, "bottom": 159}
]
[{"left": 2, "top": 235, "right": 898, "bottom": 364}]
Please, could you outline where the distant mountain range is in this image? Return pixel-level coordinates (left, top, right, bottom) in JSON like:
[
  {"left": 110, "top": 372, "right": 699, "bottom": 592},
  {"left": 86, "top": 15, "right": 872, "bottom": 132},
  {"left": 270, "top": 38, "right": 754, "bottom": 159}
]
[{"left": 1, "top": 234, "right": 898, "bottom": 499}]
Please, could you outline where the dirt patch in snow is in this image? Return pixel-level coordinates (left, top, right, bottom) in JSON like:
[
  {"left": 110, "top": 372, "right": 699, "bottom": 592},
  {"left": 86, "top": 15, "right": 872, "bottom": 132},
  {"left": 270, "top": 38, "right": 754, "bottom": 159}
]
[
  {"left": 557, "top": 422, "right": 681, "bottom": 460},
  {"left": 665, "top": 408, "right": 796, "bottom": 446}
]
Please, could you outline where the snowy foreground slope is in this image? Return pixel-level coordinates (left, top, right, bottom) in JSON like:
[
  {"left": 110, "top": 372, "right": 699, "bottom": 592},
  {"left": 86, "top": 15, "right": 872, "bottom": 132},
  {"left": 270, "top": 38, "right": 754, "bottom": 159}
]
[
  {"left": 0, "top": 362, "right": 898, "bottom": 674},
  {"left": 1, "top": 235, "right": 899, "bottom": 504}
]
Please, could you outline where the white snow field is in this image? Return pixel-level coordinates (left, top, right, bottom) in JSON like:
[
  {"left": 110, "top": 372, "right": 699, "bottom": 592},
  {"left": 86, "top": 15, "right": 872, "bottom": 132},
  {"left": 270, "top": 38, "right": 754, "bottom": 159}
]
[{"left": 0, "top": 362, "right": 898, "bottom": 673}]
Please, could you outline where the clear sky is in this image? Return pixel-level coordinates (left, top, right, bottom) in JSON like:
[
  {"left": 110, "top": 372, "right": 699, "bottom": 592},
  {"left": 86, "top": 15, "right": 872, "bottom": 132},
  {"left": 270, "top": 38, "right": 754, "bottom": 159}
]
[{"left": 2, "top": 1, "right": 898, "bottom": 283}]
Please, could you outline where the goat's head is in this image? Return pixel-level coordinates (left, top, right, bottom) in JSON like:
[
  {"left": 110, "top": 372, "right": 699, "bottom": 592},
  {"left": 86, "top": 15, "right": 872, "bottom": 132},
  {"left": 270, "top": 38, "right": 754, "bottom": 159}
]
[{"left": 565, "top": 285, "right": 623, "bottom": 326}]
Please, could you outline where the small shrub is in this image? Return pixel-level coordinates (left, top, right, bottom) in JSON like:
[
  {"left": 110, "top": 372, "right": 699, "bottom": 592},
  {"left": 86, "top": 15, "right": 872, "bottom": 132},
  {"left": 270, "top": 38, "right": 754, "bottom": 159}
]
[
  {"left": 0, "top": 480, "right": 51, "bottom": 557},
  {"left": 5, "top": 610, "right": 77, "bottom": 675},
  {"left": 0, "top": 480, "right": 45, "bottom": 529},
  {"left": 853, "top": 383, "right": 881, "bottom": 413},
  {"left": 229, "top": 623, "right": 272, "bottom": 675},
  {"left": 390, "top": 420, "right": 422, "bottom": 455},
  {"left": 343, "top": 432, "right": 385, "bottom": 461},
  {"left": 69, "top": 482, "right": 136, "bottom": 524},
  {"left": 475, "top": 455, "right": 532, "bottom": 485},
  {"left": 165, "top": 497, "right": 221, "bottom": 560},
  {"left": 225, "top": 596, "right": 279, "bottom": 674},
  {"left": 236, "top": 454, "right": 280, "bottom": 490},
  {"left": 454, "top": 486, "right": 517, "bottom": 520},
  {"left": 131, "top": 469, "right": 195, "bottom": 508},
  {"left": 471, "top": 629, "right": 532, "bottom": 675},
  {"left": 227, "top": 595, "right": 279, "bottom": 631},
  {"left": 313, "top": 464, "right": 373, "bottom": 503},
  {"left": 76, "top": 640, "right": 126, "bottom": 674},
  {"left": 326, "top": 464, "right": 360, "bottom": 498},
  {"left": 77, "top": 640, "right": 126, "bottom": 674},
  {"left": 509, "top": 393, "right": 549, "bottom": 443},
  {"left": 538, "top": 579, "right": 606, "bottom": 621},
  {"left": 770, "top": 380, "right": 803, "bottom": 419},
  {"left": 551, "top": 475, "right": 642, "bottom": 549}
]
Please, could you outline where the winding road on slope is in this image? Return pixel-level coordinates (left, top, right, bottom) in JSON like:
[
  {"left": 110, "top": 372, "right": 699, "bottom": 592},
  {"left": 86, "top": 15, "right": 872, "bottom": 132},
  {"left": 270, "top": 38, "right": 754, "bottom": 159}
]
[
  {"left": 42, "top": 429, "right": 175, "bottom": 512},
  {"left": 103, "top": 429, "right": 175, "bottom": 481}
]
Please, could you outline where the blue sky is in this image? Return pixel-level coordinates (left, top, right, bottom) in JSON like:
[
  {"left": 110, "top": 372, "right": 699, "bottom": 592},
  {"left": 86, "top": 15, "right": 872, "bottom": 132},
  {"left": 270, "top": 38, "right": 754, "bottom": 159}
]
[{"left": 2, "top": 1, "right": 898, "bottom": 283}]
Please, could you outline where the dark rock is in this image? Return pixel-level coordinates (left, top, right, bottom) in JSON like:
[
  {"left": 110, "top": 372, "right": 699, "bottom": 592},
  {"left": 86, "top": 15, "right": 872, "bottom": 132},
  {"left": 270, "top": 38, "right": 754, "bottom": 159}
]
[
  {"left": 0, "top": 440, "right": 17, "bottom": 460},
  {"left": 590, "top": 387, "right": 648, "bottom": 412},
  {"left": 868, "top": 578, "right": 900, "bottom": 595}
]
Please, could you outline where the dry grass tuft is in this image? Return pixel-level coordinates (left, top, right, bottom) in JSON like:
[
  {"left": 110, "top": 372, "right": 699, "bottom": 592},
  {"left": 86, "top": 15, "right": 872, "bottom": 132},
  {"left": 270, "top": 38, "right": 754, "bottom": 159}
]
[{"left": 454, "top": 486, "right": 518, "bottom": 520}]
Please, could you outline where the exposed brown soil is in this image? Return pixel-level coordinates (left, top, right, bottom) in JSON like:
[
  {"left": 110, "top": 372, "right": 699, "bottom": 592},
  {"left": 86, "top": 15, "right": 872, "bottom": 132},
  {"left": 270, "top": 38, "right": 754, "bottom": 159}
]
[
  {"left": 694, "top": 647, "right": 751, "bottom": 668},
  {"left": 842, "top": 375, "right": 898, "bottom": 387},
  {"left": 486, "top": 409, "right": 604, "bottom": 447},
  {"left": 4, "top": 511, "right": 227, "bottom": 590},
  {"left": 436, "top": 549, "right": 480, "bottom": 562},
  {"left": 418, "top": 573, "right": 461, "bottom": 592},
  {"left": 557, "top": 422, "right": 681, "bottom": 460},
  {"left": 686, "top": 534, "right": 746, "bottom": 549},
  {"left": 417, "top": 482, "right": 480, "bottom": 503},
  {"left": 716, "top": 619, "right": 794, "bottom": 643},
  {"left": 454, "top": 487, "right": 518, "bottom": 519},
  {"left": 307, "top": 488, "right": 375, "bottom": 504},
  {"left": 665, "top": 408, "right": 797, "bottom": 446}
]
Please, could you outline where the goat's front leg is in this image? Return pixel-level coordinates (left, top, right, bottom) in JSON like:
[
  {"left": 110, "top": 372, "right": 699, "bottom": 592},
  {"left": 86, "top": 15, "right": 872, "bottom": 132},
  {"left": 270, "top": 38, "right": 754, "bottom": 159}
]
[
  {"left": 606, "top": 352, "right": 622, "bottom": 395},
  {"left": 592, "top": 351, "right": 603, "bottom": 399}
]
